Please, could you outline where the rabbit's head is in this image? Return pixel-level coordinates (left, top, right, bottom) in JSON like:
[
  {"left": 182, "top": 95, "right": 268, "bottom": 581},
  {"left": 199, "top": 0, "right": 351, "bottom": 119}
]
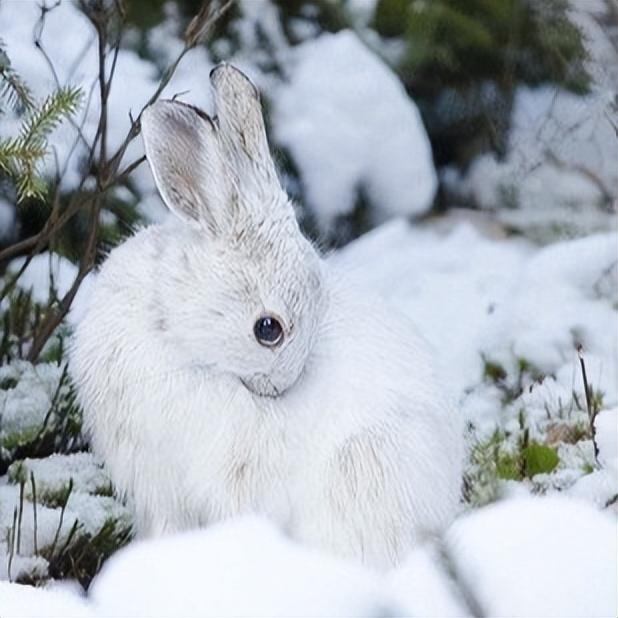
[{"left": 140, "top": 64, "right": 324, "bottom": 398}]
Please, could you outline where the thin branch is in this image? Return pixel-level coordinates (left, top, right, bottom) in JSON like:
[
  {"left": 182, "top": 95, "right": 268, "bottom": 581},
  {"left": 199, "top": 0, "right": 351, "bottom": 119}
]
[
  {"left": 116, "top": 155, "right": 146, "bottom": 183},
  {"left": 3, "top": 0, "right": 236, "bottom": 360},
  {"left": 577, "top": 345, "right": 600, "bottom": 461},
  {"left": 27, "top": 194, "right": 102, "bottom": 361},
  {"left": 545, "top": 150, "right": 615, "bottom": 211}
]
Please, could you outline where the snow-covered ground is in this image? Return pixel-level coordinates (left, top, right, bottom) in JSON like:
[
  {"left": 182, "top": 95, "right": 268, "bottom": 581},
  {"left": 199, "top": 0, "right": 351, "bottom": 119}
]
[
  {"left": 0, "top": 496, "right": 616, "bottom": 617},
  {"left": 1, "top": 211, "right": 616, "bottom": 615}
]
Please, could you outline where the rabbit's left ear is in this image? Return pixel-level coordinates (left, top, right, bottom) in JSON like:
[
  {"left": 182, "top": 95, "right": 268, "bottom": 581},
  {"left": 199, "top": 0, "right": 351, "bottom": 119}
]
[
  {"left": 210, "top": 64, "right": 283, "bottom": 200},
  {"left": 141, "top": 100, "right": 234, "bottom": 235}
]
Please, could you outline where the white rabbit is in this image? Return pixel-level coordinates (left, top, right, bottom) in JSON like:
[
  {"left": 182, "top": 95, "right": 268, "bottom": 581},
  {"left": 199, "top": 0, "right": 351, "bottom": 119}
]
[{"left": 70, "top": 64, "right": 463, "bottom": 570}]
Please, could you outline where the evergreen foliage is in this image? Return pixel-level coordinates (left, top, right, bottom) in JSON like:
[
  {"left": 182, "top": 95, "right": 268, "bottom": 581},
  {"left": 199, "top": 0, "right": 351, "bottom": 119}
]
[
  {"left": 372, "top": 0, "right": 591, "bottom": 166},
  {"left": 0, "top": 46, "right": 82, "bottom": 202}
]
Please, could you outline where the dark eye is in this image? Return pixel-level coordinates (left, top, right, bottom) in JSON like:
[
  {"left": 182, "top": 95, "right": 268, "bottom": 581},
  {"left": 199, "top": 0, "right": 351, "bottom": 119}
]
[{"left": 254, "top": 315, "right": 284, "bottom": 347}]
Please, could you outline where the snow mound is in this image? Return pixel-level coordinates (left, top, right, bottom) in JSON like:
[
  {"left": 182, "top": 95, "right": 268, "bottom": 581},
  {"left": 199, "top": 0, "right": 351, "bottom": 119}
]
[
  {"left": 388, "top": 543, "right": 467, "bottom": 617},
  {"left": 446, "top": 496, "right": 617, "bottom": 618},
  {"left": 274, "top": 30, "right": 436, "bottom": 231},
  {"left": 336, "top": 217, "right": 617, "bottom": 409},
  {"left": 0, "top": 581, "right": 92, "bottom": 618},
  {"left": 332, "top": 217, "right": 534, "bottom": 394},
  {"left": 2, "top": 499, "right": 616, "bottom": 616},
  {"left": 90, "top": 516, "right": 391, "bottom": 618}
]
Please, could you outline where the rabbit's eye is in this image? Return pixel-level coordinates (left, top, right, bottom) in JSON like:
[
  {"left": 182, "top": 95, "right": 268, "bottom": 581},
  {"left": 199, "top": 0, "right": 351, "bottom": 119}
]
[{"left": 254, "top": 315, "right": 284, "bottom": 347}]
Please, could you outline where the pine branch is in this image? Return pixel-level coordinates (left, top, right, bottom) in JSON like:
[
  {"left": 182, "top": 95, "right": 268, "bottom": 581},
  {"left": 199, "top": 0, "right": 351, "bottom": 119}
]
[
  {"left": 0, "top": 86, "right": 82, "bottom": 201},
  {"left": 0, "top": 42, "right": 35, "bottom": 111},
  {"left": 0, "top": 138, "right": 47, "bottom": 169},
  {"left": 20, "top": 86, "right": 82, "bottom": 148}
]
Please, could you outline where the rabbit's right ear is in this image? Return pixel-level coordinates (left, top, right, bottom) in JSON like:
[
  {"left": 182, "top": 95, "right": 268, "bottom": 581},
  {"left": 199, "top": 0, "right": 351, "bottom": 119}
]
[{"left": 141, "top": 100, "right": 231, "bottom": 234}]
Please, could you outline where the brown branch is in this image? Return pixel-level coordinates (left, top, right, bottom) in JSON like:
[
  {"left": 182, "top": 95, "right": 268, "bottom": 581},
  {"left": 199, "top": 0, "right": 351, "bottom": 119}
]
[
  {"left": 26, "top": 0, "right": 117, "bottom": 361},
  {"left": 116, "top": 155, "right": 146, "bottom": 183},
  {"left": 27, "top": 197, "right": 102, "bottom": 361}
]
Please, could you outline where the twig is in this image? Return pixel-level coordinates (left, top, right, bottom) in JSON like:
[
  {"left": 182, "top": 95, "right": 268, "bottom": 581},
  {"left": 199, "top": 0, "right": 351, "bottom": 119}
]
[
  {"left": 577, "top": 345, "right": 599, "bottom": 461},
  {"left": 545, "top": 151, "right": 615, "bottom": 211},
  {"left": 31, "top": 472, "right": 38, "bottom": 556},
  {"left": 16, "top": 479, "right": 25, "bottom": 554},
  {"left": 49, "top": 478, "right": 73, "bottom": 558},
  {"left": 7, "top": 508, "right": 18, "bottom": 582},
  {"left": 56, "top": 517, "right": 81, "bottom": 562},
  {"left": 27, "top": 195, "right": 102, "bottom": 360}
]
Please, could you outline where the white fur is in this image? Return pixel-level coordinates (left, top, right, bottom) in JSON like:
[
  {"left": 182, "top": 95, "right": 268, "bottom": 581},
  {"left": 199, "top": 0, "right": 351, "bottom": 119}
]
[{"left": 70, "top": 64, "right": 463, "bottom": 570}]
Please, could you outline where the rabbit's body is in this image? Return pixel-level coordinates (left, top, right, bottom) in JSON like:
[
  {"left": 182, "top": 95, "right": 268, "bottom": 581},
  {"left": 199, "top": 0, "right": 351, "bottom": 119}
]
[{"left": 71, "top": 65, "right": 462, "bottom": 570}]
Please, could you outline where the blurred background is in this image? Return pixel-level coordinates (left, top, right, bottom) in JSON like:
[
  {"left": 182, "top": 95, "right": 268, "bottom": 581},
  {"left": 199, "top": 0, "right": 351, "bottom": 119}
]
[
  {"left": 1, "top": 0, "right": 616, "bottom": 260},
  {"left": 0, "top": 0, "right": 616, "bottom": 592}
]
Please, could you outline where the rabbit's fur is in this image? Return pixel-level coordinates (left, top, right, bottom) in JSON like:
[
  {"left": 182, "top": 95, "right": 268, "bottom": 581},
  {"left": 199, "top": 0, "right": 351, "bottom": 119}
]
[{"left": 71, "top": 64, "right": 463, "bottom": 570}]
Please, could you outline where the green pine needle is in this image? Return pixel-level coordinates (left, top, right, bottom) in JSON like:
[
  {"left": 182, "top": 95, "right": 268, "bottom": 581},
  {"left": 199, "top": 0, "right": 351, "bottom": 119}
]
[
  {"left": 0, "top": 42, "right": 35, "bottom": 111},
  {"left": 0, "top": 82, "right": 82, "bottom": 201},
  {"left": 19, "top": 86, "right": 82, "bottom": 148}
]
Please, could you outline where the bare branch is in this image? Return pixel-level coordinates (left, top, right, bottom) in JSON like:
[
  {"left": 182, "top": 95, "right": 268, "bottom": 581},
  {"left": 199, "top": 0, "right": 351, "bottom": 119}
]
[{"left": 2, "top": 0, "right": 236, "bottom": 360}]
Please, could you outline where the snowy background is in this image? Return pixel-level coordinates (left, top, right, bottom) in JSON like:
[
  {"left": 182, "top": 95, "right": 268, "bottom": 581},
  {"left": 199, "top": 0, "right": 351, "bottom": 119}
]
[{"left": 0, "top": 0, "right": 616, "bottom": 616}]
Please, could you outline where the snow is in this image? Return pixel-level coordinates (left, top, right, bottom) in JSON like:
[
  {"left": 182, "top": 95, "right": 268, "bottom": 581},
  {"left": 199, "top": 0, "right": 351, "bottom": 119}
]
[
  {"left": 0, "top": 481, "right": 131, "bottom": 582},
  {"left": 387, "top": 543, "right": 467, "bottom": 617},
  {"left": 332, "top": 216, "right": 533, "bottom": 395},
  {"left": 4, "top": 497, "right": 614, "bottom": 617},
  {"left": 6, "top": 253, "right": 94, "bottom": 326},
  {"left": 1, "top": 2, "right": 617, "bottom": 614},
  {"left": 0, "top": 1, "right": 159, "bottom": 212},
  {"left": 596, "top": 407, "right": 618, "bottom": 475},
  {"left": 7, "top": 453, "right": 112, "bottom": 504},
  {"left": 567, "top": 466, "right": 618, "bottom": 509},
  {"left": 90, "top": 517, "right": 390, "bottom": 618},
  {"left": 0, "top": 361, "right": 67, "bottom": 450},
  {"left": 8, "top": 253, "right": 77, "bottom": 305},
  {"left": 445, "top": 497, "right": 618, "bottom": 618},
  {"left": 457, "top": 83, "right": 617, "bottom": 238},
  {"left": 0, "top": 581, "right": 93, "bottom": 618},
  {"left": 274, "top": 30, "right": 437, "bottom": 231},
  {"left": 335, "top": 216, "right": 617, "bottom": 413},
  {"left": 387, "top": 497, "right": 617, "bottom": 617},
  {"left": 0, "top": 365, "right": 131, "bottom": 584}
]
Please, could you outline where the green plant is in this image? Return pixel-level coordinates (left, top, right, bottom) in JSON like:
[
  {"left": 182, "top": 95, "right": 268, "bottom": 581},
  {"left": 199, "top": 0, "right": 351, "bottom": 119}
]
[{"left": 0, "top": 44, "right": 82, "bottom": 201}]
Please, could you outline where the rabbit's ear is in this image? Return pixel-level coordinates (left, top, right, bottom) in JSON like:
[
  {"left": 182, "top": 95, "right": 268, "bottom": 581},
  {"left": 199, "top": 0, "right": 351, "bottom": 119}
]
[
  {"left": 141, "top": 100, "right": 231, "bottom": 234},
  {"left": 209, "top": 64, "right": 281, "bottom": 197}
]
